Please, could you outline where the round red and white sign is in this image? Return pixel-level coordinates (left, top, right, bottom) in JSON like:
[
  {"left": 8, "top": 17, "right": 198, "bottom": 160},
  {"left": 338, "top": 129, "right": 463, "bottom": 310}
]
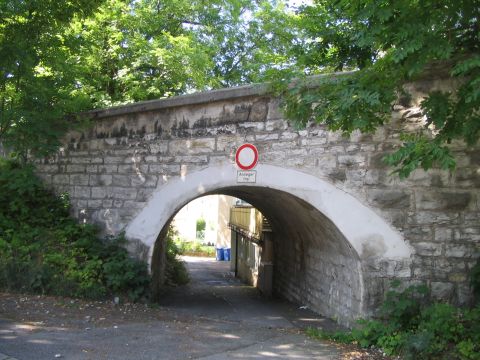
[{"left": 235, "top": 143, "right": 258, "bottom": 170}]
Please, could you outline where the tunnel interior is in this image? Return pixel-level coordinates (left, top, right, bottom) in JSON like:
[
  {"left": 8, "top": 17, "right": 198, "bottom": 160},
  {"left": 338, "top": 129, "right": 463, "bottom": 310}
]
[{"left": 151, "top": 186, "right": 364, "bottom": 326}]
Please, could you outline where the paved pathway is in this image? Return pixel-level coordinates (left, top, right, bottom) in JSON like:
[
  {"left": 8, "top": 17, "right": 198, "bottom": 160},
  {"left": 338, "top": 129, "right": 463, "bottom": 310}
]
[{"left": 0, "top": 257, "right": 341, "bottom": 359}]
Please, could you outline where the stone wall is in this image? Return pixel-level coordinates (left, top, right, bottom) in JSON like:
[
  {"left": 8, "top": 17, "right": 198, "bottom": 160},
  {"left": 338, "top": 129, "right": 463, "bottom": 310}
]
[
  {"left": 271, "top": 199, "right": 364, "bottom": 323},
  {"left": 35, "top": 78, "right": 480, "bottom": 324}
]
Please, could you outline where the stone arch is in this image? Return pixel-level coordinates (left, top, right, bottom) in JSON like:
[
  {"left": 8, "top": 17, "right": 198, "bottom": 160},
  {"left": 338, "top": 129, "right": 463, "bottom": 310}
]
[{"left": 125, "top": 164, "right": 411, "bottom": 325}]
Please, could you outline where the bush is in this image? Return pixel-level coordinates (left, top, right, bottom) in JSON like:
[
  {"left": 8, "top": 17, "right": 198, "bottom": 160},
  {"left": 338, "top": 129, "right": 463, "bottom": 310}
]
[
  {"left": 309, "top": 280, "right": 480, "bottom": 359},
  {"left": 195, "top": 218, "right": 206, "bottom": 233},
  {"left": 174, "top": 240, "right": 216, "bottom": 257},
  {"left": 101, "top": 235, "right": 150, "bottom": 301},
  {"left": 164, "top": 226, "right": 189, "bottom": 286},
  {"left": 0, "top": 159, "right": 150, "bottom": 301},
  {"left": 195, "top": 218, "right": 206, "bottom": 241}
]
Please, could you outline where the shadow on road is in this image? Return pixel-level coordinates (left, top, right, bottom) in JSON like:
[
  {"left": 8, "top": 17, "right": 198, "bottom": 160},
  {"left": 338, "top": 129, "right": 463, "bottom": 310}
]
[
  {"left": 159, "top": 256, "right": 342, "bottom": 332},
  {"left": 0, "top": 256, "right": 344, "bottom": 359}
]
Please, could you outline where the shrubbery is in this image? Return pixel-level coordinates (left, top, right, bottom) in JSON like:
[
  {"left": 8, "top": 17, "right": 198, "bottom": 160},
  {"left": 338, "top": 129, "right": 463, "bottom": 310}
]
[
  {"left": 165, "top": 226, "right": 189, "bottom": 286},
  {"left": 175, "top": 240, "right": 216, "bottom": 257},
  {"left": 308, "top": 278, "right": 480, "bottom": 359},
  {"left": 0, "top": 159, "right": 151, "bottom": 301}
]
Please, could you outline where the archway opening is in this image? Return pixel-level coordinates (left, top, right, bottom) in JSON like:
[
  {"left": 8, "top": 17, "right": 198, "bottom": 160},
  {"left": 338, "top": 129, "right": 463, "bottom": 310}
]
[
  {"left": 151, "top": 186, "right": 363, "bottom": 326},
  {"left": 171, "top": 195, "right": 235, "bottom": 259}
]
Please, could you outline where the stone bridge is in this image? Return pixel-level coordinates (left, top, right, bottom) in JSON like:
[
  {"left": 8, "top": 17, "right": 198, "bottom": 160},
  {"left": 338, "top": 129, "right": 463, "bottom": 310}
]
[{"left": 35, "top": 78, "right": 479, "bottom": 326}]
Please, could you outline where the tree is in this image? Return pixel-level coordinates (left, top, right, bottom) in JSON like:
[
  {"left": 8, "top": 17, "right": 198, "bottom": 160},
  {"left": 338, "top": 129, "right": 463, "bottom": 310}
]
[
  {"left": 201, "top": 0, "right": 299, "bottom": 87},
  {"left": 67, "top": 0, "right": 220, "bottom": 106},
  {"left": 0, "top": 0, "right": 104, "bottom": 159},
  {"left": 68, "top": 0, "right": 294, "bottom": 104},
  {"left": 0, "top": 0, "right": 291, "bottom": 158},
  {"left": 276, "top": 0, "right": 480, "bottom": 177}
]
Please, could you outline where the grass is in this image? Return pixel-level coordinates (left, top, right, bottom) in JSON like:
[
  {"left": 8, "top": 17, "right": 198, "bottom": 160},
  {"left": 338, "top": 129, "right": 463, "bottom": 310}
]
[{"left": 174, "top": 241, "right": 216, "bottom": 257}]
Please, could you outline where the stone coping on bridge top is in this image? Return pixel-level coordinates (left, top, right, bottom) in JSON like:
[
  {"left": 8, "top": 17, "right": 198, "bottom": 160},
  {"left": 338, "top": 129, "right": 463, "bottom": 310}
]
[
  {"left": 86, "top": 72, "right": 356, "bottom": 120},
  {"left": 87, "top": 82, "right": 270, "bottom": 119}
]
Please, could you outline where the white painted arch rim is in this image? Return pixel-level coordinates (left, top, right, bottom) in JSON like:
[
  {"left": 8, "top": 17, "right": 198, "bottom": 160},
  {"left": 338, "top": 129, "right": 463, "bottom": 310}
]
[{"left": 126, "top": 164, "right": 412, "bottom": 262}]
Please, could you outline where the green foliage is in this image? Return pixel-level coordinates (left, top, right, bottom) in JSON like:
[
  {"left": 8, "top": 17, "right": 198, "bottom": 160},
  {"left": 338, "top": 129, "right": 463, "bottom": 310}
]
[
  {"left": 175, "top": 241, "right": 216, "bottom": 258},
  {"left": 383, "top": 133, "right": 456, "bottom": 179},
  {"left": 277, "top": 0, "right": 480, "bottom": 177},
  {"left": 380, "top": 280, "right": 429, "bottom": 330},
  {"left": 343, "top": 280, "right": 429, "bottom": 356},
  {"left": 196, "top": 218, "right": 206, "bottom": 232},
  {"left": 68, "top": 0, "right": 216, "bottom": 107},
  {"left": 0, "top": 0, "right": 290, "bottom": 159},
  {"left": 204, "top": 1, "right": 298, "bottom": 87},
  {"left": 311, "top": 280, "right": 480, "bottom": 359},
  {"left": 0, "top": 0, "right": 103, "bottom": 159},
  {"left": 0, "top": 159, "right": 150, "bottom": 301},
  {"left": 305, "top": 327, "right": 354, "bottom": 343},
  {"left": 101, "top": 236, "right": 150, "bottom": 301},
  {"left": 4, "top": 0, "right": 476, "bottom": 178},
  {"left": 164, "top": 226, "right": 189, "bottom": 286}
]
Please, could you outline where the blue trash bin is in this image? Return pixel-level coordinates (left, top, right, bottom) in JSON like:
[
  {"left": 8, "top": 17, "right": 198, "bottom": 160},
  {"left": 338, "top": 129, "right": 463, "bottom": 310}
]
[
  {"left": 216, "top": 248, "right": 224, "bottom": 261},
  {"left": 223, "top": 248, "right": 231, "bottom": 261}
]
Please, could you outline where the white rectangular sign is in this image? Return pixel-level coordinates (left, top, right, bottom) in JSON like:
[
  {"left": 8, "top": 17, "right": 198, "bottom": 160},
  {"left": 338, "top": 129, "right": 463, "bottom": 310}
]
[{"left": 237, "top": 170, "right": 256, "bottom": 183}]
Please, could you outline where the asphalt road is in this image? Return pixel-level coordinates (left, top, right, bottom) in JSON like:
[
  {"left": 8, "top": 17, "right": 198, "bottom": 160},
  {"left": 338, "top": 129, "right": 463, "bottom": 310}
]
[{"left": 0, "top": 256, "right": 342, "bottom": 360}]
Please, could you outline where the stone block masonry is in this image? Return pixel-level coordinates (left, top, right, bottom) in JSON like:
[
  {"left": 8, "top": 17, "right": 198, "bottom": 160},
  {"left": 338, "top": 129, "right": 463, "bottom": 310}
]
[{"left": 35, "top": 79, "right": 480, "bottom": 324}]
